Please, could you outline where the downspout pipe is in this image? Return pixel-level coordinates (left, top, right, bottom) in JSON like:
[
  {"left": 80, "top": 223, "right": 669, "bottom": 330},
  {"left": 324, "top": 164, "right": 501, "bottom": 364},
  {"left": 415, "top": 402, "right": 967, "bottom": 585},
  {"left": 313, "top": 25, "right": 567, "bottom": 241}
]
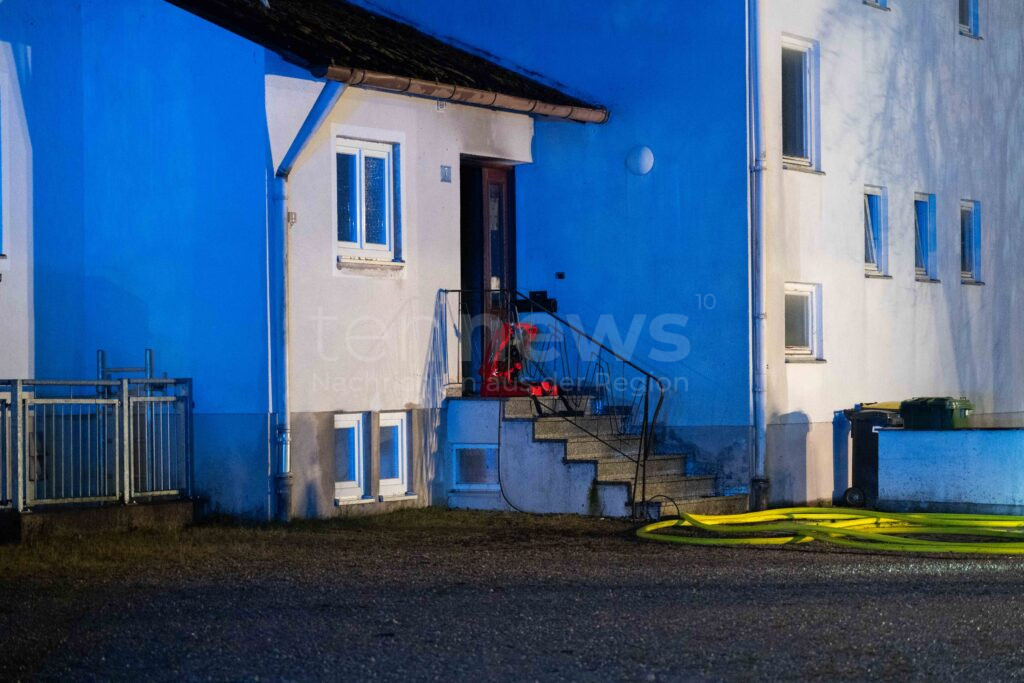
[
  {"left": 747, "top": 0, "right": 770, "bottom": 510},
  {"left": 270, "top": 80, "right": 346, "bottom": 521}
]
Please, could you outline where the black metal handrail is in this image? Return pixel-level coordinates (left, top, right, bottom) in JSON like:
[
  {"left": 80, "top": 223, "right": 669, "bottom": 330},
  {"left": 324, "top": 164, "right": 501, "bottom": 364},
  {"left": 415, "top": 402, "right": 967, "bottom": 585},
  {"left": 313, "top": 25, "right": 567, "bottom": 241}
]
[{"left": 437, "top": 289, "right": 666, "bottom": 517}]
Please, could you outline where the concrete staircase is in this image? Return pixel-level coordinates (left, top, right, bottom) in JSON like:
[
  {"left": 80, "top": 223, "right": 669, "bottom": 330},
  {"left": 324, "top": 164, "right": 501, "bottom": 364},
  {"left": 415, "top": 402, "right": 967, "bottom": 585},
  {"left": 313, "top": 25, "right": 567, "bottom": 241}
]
[{"left": 503, "top": 397, "right": 747, "bottom": 518}]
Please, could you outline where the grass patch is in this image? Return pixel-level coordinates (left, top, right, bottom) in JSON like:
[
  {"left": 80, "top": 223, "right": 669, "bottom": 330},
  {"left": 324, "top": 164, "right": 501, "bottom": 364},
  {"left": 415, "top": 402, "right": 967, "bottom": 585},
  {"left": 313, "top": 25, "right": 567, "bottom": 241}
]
[{"left": 0, "top": 508, "right": 637, "bottom": 581}]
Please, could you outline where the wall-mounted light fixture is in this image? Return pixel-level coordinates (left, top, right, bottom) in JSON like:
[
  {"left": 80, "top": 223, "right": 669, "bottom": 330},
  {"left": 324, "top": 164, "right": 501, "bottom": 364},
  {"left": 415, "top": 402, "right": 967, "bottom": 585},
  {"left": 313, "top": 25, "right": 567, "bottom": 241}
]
[{"left": 626, "top": 145, "right": 654, "bottom": 175}]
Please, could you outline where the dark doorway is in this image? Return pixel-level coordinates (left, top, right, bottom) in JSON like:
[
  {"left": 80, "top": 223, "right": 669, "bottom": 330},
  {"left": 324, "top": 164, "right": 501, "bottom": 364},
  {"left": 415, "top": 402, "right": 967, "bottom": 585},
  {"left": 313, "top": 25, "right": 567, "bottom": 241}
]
[
  {"left": 460, "top": 162, "right": 516, "bottom": 393},
  {"left": 460, "top": 163, "right": 515, "bottom": 295}
]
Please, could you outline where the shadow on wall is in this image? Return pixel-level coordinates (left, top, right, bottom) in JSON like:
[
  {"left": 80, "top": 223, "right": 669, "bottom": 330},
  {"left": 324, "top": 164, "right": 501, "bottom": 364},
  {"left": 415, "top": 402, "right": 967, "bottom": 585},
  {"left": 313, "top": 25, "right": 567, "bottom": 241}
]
[
  {"left": 766, "top": 411, "right": 810, "bottom": 506},
  {"left": 658, "top": 425, "right": 751, "bottom": 493},
  {"left": 420, "top": 292, "right": 453, "bottom": 506},
  {"left": 818, "top": 1, "right": 1024, "bottom": 414},
  {"left": 832, "top": 410, "right": 850, "bottom": 504}
]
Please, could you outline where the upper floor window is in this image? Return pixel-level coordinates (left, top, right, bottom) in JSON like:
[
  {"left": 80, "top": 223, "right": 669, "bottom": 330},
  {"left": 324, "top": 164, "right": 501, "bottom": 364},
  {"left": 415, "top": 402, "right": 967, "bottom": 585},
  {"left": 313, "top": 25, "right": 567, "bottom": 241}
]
[
  {"left": 960, "top": 199, "right": 981, "bottom": 283},
  {"left": 863, "top": 186, "right": 888, "bottom": 276},
  {"left": 959, "top": 0, "right": 980, "bottom": 36},
  {"left": 914, "top": 193, "right": 937, "bottom": 281},
  {"left": 0, "top": 82, "right": 5, "bottom": 260},
  {"left": 335, "top": 137, "right": 402, "bottom": 263},
  {"left": 785, "top": 282, "right": 823, "bottom": 361},
  {"left": 781, "top": 36, "right": 820, "bottom": 169}
]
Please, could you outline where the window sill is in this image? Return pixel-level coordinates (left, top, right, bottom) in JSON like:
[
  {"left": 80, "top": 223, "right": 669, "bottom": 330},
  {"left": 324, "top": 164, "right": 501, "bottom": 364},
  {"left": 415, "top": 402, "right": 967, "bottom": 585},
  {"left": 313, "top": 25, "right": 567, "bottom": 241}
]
[
  {"left": 864, "top": 272, "right": 891, "bottom": 279},
  {"left": 961, "top": 279, "right": 985, "bottom": 286},
  {"left": 786, "top": 357, "right": 827, "bottom": 364},
  {"left": 379, "top": 493, "right": 417, "bottom": 502},
  {"left": 916, "top": 276, "right": 941, "bottom": 284},
  {"left": 959, "top": 28, "right": 983, "bottom": 40},
  {"left": 863, "top": 1, "right": 891, "bottom": 10},
  {"left": 334, "top": 496, "right": 376, "bottom": 507},
  {"left": 0, "top": 254, "right": 7, "bottom": 273},
  {"left": 337, "top": 256, "right": 405, "bottom": 271},
  {"left": 782, "top": 163, "right": 825, "bottom": 176}
]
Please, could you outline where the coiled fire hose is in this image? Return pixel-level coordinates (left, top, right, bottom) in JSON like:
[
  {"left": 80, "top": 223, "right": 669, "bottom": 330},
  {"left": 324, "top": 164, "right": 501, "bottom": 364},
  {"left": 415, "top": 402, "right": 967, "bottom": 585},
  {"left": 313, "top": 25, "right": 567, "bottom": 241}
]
[{"left": 637, "top": 507, "right": 1024, "bottom": 554}]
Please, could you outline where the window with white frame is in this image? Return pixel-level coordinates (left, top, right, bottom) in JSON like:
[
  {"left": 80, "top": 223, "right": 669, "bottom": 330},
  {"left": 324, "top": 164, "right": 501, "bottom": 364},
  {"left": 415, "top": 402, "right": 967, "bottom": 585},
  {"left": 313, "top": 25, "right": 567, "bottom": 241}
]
[
  {"left": 914, "top": 193, "right": 937, "bottom": 280},
  {"left": 863, "top": 186, "right": 888, "bottom": 275},
  {"left": 781, "top": 36, "right": 819, "bottom": 168},
  {"left": 960, "top": 199, "right": 981, "bottom": 282},
  {"left": 0, "top": 76, "right": 6, "bottom": 260},
  {"left": 785, "top": 282, "right": 823, "bottom": 360},
  {"left": 378, "top": 411, "right": 409, "bottom": 497},
  {"left": 333, "top": 413, "right": 366, "bottom": 502},
  {"left": 959, "top": 0, "right": 980, "bottom": 37},
  {"left": 335, "top": 137, "right": 401, "bottom": 262},
  {"left": 451, "top": 445, "right": 499, "bottom": 491}
]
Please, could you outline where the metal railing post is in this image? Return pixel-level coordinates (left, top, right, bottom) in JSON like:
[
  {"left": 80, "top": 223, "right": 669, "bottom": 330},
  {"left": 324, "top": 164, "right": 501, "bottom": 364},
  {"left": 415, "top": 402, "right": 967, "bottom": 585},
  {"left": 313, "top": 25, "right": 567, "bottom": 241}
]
[
  {"left": 120, "top": 379, "right": 132, "bottom": 504},
  {"left": 12, "top": 380, "right": 24, "bottom": 512},
  {"left": 186, "top": 379, "right": 195, "bottom": 499},
  {"left": 639, "top": 377, "right": 650, "bottom": 516}
]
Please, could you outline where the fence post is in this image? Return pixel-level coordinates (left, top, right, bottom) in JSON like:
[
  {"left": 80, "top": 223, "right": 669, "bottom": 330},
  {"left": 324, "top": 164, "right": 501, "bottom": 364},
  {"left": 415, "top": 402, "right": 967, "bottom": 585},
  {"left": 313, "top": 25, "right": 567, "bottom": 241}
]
[
  {"left": 12, "top": 380, "right": 24, "bottom": 512},
  {"left": 185, "top": 379, "right": 195, "bottom": 499},
  {"left": 121, "top": 379, "right": 132, "bottom": 504}
]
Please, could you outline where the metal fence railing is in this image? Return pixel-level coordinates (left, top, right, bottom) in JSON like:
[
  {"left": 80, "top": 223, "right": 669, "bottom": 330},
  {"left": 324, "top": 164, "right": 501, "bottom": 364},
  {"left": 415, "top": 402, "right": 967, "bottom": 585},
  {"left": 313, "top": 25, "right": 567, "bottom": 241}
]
[{"left": 0, "top": 379, "right": 193, "bottom": 511}]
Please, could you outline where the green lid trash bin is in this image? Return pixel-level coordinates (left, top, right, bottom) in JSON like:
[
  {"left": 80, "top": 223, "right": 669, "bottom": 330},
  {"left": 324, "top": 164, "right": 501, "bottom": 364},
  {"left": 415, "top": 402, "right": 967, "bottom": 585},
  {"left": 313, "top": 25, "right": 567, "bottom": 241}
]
[
  {"left": 899, "top": 397, "right": 973, "bottom": 430},
  {"left": 842, "top": 404, "right": 903, "bottom": 507}
]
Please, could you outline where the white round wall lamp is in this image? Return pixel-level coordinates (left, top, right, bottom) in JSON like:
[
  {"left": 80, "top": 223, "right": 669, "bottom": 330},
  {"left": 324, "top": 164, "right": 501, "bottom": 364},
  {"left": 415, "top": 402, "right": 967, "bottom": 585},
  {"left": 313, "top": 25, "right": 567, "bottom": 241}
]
[{"left": 626, "top": 145, "right": 654, "bottom": 175}]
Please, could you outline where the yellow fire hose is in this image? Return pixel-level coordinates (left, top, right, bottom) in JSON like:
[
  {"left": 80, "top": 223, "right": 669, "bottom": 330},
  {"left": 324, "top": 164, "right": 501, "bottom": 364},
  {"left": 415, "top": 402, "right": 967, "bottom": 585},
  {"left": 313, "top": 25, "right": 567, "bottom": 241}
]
[{"left": 637, "top": 507, "right": 1024, "bottom": 554}]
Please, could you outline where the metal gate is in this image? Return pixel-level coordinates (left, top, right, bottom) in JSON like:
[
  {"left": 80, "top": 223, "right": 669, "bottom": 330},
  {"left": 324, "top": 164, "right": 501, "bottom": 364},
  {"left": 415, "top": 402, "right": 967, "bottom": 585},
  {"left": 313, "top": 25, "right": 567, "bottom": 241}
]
[{"left": 0, "top": 379, "right": 193, "bottom": 511}]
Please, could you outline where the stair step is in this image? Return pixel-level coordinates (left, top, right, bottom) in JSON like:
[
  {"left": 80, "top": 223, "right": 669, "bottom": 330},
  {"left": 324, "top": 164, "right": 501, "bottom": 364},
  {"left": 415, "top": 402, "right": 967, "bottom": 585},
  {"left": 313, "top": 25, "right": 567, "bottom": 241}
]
[
  {"left": 503, "top": 396, "right": 595, "bottom": 419},
  {"left": 649, "top": 494, "right": 749, "bottom": 517},
  {"left": 533, "top": 415, "right": 629, "bottom": 440},
  {"left": 565, "top": 436, "right": 642, "bottom": 460},
  {"left": 636, "top": 475, "right": 717, "bottom": 501},
  {"left": 597, "top": 455, "right": 686, "bottom": 480}
]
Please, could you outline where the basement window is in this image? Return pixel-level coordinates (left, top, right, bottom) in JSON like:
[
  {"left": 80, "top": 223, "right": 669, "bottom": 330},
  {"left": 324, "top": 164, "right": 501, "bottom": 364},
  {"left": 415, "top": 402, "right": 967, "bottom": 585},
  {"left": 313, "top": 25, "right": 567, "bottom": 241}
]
[
  {"left": 960, "top": 200, "right": 982, "bottom": 283},
  {"left": 379, "top": 412, "right": 410, "bottom": 498},
  {"left": 781, "top": 36, "right": 820, "bottom": 169},
  {"left": 335, "top": 137, "right": 402, "bottom": 263},
  {"left": 334, "top": 413, "right": 366, "bottom": 503},
  {"left": 785, "top": 282, "right": 823, "bottom": 361},
  {"left": 863, "top": 186, "right": 888, "bottom": 276},
  {"left": 451, "top": 445, "right": 499, "bottom": 491}
]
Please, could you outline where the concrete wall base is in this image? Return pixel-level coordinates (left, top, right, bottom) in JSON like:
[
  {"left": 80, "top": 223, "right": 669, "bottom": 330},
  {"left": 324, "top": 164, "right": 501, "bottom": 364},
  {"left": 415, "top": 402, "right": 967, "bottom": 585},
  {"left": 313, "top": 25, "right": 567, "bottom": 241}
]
[
  {"left": 876, "top": 499, "right": 1024, "bottom": 516},
  {"left": 0, "top": 500, "right": 197, "bottom": 544}
]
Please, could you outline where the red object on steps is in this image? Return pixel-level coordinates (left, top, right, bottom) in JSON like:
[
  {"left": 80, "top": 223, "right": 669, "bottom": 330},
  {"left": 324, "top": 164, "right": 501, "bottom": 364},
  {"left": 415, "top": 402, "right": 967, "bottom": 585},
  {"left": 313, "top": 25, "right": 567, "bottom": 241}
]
[{"left": 479, "top": 322, "right": 558, "bottom": 397}]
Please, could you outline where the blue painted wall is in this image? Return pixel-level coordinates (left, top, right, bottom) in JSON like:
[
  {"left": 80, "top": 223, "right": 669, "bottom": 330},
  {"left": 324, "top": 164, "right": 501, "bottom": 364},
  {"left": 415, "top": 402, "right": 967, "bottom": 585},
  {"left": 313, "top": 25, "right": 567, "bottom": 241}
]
[
  {"left": 356, "top": 0, "right": 752, "bottom": 432},
  {"left": 1, "top": 0, "right": 274, "bottom": 516},
  {"left": 2, "top": 0, "right": 752, "bottom": 512}
]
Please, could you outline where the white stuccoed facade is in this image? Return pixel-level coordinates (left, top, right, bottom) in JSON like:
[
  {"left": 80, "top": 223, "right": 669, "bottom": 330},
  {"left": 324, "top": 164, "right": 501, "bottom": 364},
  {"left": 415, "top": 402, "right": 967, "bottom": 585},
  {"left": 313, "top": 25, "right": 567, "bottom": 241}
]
[
  {"left": 0, "top": 43, "right": 33, "bottom": 380},
  {"left": 266, "top": 76, "right": 533, "bottom": 417},
  {"left": 266, "top": 75, "right": 534, "bottom": 515},
  {"left": 757, "top": 0, "right": 1024, "bottom": 505}
]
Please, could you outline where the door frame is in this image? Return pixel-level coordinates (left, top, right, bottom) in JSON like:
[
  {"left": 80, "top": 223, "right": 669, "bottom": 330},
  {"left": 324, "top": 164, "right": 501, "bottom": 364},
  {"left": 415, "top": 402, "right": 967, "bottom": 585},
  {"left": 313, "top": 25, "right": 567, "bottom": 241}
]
[{"left": 460, "top": 158, "right": 517, "bottom": 295}]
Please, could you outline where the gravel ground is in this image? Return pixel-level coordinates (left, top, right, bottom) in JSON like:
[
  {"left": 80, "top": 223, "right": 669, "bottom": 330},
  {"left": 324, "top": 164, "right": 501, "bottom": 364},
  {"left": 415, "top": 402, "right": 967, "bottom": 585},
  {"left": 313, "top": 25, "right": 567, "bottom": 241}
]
[{"left": 2, "top": 508, "right": 1024, "bottom": 681}]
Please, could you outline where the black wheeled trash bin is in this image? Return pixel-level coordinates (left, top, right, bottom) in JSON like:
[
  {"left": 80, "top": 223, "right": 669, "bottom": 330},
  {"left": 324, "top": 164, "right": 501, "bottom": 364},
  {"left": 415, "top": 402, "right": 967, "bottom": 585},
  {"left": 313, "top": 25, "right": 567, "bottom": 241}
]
[{"left": 842, "top": 404, "right": 903, "bottom": 507}]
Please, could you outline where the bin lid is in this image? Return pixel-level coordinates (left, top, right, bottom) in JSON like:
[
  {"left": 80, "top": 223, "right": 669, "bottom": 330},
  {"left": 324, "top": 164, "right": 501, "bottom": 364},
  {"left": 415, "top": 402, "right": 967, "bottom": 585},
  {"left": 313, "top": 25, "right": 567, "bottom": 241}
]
[{"left": 859, "top": 401, "right": 902, "bottom": 412}]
